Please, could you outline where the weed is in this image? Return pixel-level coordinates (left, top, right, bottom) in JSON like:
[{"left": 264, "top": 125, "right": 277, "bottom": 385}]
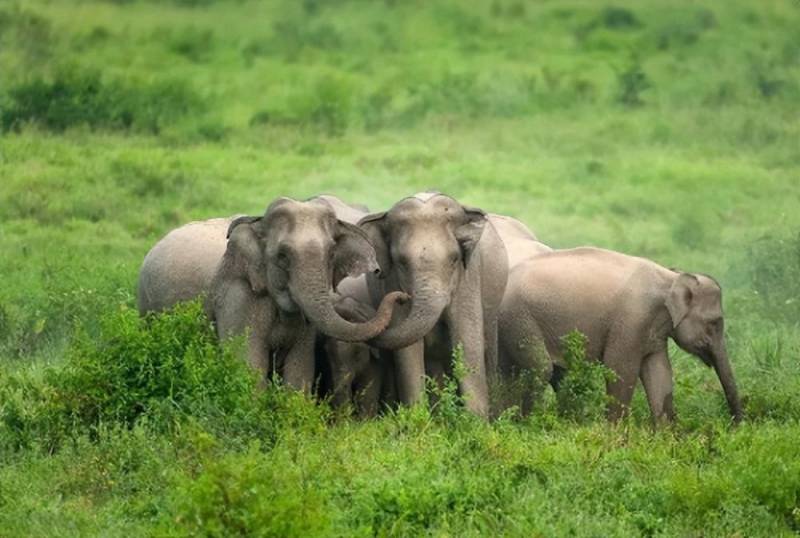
[
  {"left": 616, "top": 58, "right": 651, "bottom": 106},
  {"left": 556, "top": 330, "right": 616, "bottom": 423}
]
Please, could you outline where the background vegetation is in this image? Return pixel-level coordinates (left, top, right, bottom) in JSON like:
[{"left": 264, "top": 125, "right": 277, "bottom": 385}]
[{"left": 0, "top": 0, "right": 798, "bottom": 535}]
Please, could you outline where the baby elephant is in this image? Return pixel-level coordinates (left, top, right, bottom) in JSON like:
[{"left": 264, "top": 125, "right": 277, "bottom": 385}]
[
  {"left": 498, "top": 247, "right": 742, "bottom": 424},
  {"left": 318, "top": 276, "right": 396, "bottom": 418}
]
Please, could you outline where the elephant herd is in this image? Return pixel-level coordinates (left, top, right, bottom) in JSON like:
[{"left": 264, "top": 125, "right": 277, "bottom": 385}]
[{"left": 137, "top": 192, "right": 742, "bottom": 424}]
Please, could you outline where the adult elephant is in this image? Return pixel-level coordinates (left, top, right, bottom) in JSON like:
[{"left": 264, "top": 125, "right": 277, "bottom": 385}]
[
  {"left": 498, "top": 247, "right": 743, "bottom": 424},
  {"left": 487, "top": 213, "right": 552, "bottom": 270},
  {"left": 137, "top": 216, "right": 234, "bottom": 314},
  {"left": 137, "top": 195, "right": 407, "bottom": 393},
  {"left": 359, "top": 192, "right": 509, "bottom": 418}
]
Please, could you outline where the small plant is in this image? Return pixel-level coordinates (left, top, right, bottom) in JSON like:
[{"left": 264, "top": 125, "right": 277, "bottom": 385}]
[
  {"left": 428, "top": 344, "right": 468, "bottom": 425},
  {"left": 556, "top": 330, "right": 616, "bottom": 423},
  {"left": 616, "top": 58, "right": 651, "bottom": 107}
]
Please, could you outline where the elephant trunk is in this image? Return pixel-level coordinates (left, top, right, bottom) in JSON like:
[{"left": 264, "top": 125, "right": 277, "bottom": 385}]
[
  {"left": 711, "top": 341, "right": 743, "bottom": 423},
  {"left": 289, "top": 259, "right": 407, "bottom": 343},
  {"left": 369, "top": 284, "right": 449, "bottom": 350}
]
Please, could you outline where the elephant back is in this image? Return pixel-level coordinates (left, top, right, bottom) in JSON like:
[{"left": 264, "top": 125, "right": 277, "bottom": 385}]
[{"left": 137, "top": 217, "right": 239, "bottom": 314}]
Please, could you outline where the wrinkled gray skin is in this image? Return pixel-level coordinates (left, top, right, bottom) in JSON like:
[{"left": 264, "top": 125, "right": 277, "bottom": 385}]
[
  {"left": 487, "top": 213, "right": 552, "bottom": 270},
  {"left": 137, "top": 196, "right": 407, "bottom": 393},
  {"left": 320, "top": 275, "right": 396, "bottom": 418},
  {"left": 498, "top": 247, "right": 743, "bottom": 424},
  {"left": 360, "top": 193, "right": 509, "bottom": 418}
]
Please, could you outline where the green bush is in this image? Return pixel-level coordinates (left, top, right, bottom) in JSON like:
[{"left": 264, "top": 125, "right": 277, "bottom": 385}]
[
  {"left": 0, "top": 302, "right": 293, "bottom": 452},
  {"left": 616, "top": 58, "right": 651, "bottom": 107},
  {"left": 163, "top": 444, "right": 332, "bottom": 537},
  {"left": 556, "top": 330, "right": 615, "bottom": 423},
  {"left": 165, "top": 26, "right": 215, "bottom": 63},
  {"left": 0, "top": 69, "right": 203, "bottom": 133}
]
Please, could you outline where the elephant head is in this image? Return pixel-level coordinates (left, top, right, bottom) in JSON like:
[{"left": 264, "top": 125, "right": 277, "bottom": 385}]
[
  {"left": 666, "top": 272, "right": 743, "bottom": 422},
  {"left": 227, "top": 197, "right": 407, "bottom": 342},
  {"left": 359, "top": 192, "right": 487, "bottom": 350}
]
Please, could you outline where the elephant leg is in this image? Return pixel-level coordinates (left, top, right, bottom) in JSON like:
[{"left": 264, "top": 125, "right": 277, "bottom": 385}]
[
  {"left": 282, "top": 323, "right": 318, "bottom": 395},
  {"left": 498, "top": 314, "right": 551, "bottom": 416},
  {"left": 447, "top": 301, "right": 489, "bottom": 418},
  {"left": 602, "top": 337, "right": 644, "bottom": 421},
  {"left": 483, "top": 316, "right": 500, "bottom": 383},
  {"left": 325, "top": 340, "right": 354, "bottom": 409},
  {"left": 379, "top": 350, "right": 398, "bottom": 411},
  {"left": 215, "top": 288, "right": 273, "bottom": 387},
  {"left": 354, "top": 359, "right": 382, "bottom": 418},
  {"left": 640, "top": 350, "right": 676, "bottom": 425},
  {"left": 393, "top": 341, "right": 426, "bottom": 407},
  {"left": 247, "top": 297, "right": 275, "bottom": 388},
  {"left": 247, "top": 329, "right": 272, "bottom": 389}
]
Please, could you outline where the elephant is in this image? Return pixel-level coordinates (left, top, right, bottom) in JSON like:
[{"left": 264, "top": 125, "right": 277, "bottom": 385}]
[
  {"left": 359, "top": 192, "right": 509, "bottom": 418},
  {"left": 497, "top": 247, "right": 743, "bottom": 424},
  {"left": 137, "top": 195, "right": 408, "bottom": 393},
  {"left": 317, "top": 275, "right": 397, "bottom": 418},
  {"left": 137, "top": 216, "right": 235, "bottom": 314},
  {"left": 487, "top": 213, "right": 552, "bottom": 270}
]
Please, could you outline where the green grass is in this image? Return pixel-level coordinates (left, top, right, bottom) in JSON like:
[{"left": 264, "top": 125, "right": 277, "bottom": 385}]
[{"left": 1, "top": 0, "right": 799, "bottom": 535}]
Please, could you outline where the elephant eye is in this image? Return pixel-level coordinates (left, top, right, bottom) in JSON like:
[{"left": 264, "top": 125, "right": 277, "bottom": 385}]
[
  {"left": 274, "top": 249, "right": 290, "bottom": 269},
  {"left": 449, "top": 252, "right": 460, "bottom": 266}
]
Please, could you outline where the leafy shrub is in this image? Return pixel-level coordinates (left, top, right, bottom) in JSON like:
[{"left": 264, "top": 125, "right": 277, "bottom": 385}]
[
  {"left": 0, "top": 301, "right": 329, "bottom": 452},
  {"left": 271, "top": 18, "right": 343, "bottom": 61},
  {"left": 556, "top": 330, "right": 615, "bottom": 423},
  {"left": 575, "top": 6, "right": 641, "bottom": 43},
  {"left": 616, "top": 58, "right": 651, "bottom": 107},
  {"left": 0, "top": 69, "right": 203, "bottom": 133},
  {"left": 166, "top": 26, "right": 215, "bottom": 63},
  {"left": 163, "top": 444, "right": 332, "bottom": 537},
  {"left": 429, "top": 344, "right": 471, "bottom": 426},
  {"left": 269, "top": 75, "right": 352, "bottom": 135}
]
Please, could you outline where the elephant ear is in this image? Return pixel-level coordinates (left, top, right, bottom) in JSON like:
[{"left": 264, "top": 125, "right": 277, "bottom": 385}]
[
  {"left": 227, "top": 216, "right": 261, "bottom": 239},
  {"left": 454, "top": 206, "right": 487, "bottom": 268},
  {"left": 358, "top": 212, "right": 390, "bottom": 276},
  {"left": 227, "top": 217, "right": 269, "bottom": 295},
  {"left": 666, "top": 273, "right": 700, "bottom": 328},
  {"left": 333, "top": 220, "right": 381, "bottom": 287}
]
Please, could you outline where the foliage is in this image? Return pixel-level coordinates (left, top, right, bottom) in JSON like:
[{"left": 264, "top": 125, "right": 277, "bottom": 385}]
[
  {"left": 0, "top": 69, "right": 202, "bottom": 133},
  {"left": 0, "top": 302, "right": 326, "bottom": 453},
  {"left": 164, "top": 444, "right": 333, "bottom": 537},
  {"left": 556, "top": 330, "right": 616, "bottom": 423}
]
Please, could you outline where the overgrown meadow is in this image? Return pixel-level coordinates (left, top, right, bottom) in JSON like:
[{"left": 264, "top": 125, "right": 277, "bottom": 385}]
[{"left": 1, "top": 0, "right": 799, "bottom": 535}]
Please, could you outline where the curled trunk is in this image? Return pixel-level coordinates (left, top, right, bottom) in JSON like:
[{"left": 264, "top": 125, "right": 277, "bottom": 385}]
[
  {"left": 369, "top": 285, "right": 449, "bottom": 350},
  {"left": 290, "top": 264, "right": 407, "bottom": 343}
]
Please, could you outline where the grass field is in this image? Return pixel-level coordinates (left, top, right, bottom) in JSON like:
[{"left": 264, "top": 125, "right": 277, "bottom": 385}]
[{"left": 1, "top": 0, "right": 799, "bottom": 535}]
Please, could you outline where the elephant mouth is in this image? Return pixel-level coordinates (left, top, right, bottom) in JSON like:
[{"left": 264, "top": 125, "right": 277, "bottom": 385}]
[
  {"left": 697, "top": 349, "right": 715, "bottom": 368},
  {"left": 275, "top": 289, "right": 299, "bottom": 313}
]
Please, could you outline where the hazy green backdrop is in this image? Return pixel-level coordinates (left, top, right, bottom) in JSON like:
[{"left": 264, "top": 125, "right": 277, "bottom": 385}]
[{"left": 1, "top": 0, "right": 799, "bottom": 535}]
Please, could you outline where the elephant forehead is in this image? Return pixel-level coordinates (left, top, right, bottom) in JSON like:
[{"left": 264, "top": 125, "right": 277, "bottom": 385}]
[
  {"left": 390, "top": 196, "right": 463, "bottom": 221},
  {"left": 269, "top": 201, "right": 335, "bottom": 231}
]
